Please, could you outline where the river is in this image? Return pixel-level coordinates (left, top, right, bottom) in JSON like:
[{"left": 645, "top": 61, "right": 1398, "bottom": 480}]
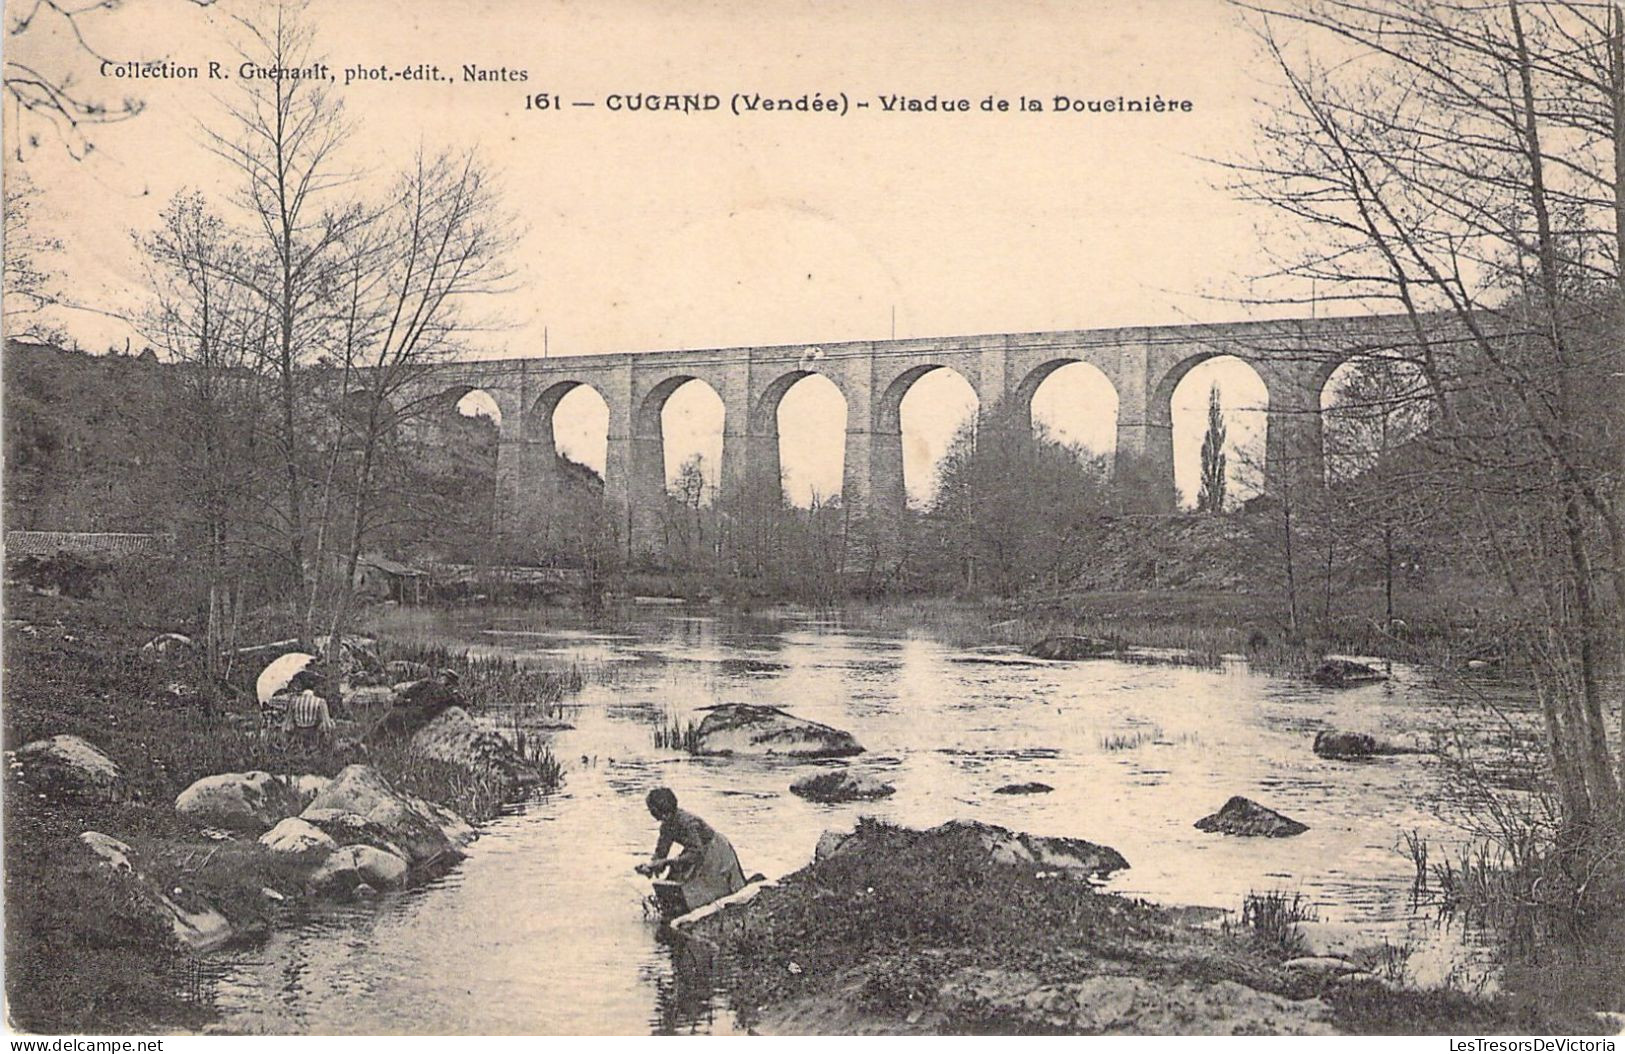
[{"left": 209, "top": 605, "right": 1517, "bottom": 1034}]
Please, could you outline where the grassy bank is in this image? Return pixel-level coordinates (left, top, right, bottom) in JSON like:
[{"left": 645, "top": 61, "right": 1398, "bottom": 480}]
[
  {"left": 686, "top": 819, "right": 1609, "bottom": 1036},
  {"left": 2, "top": 591, "right": 580, "bottom": 1033},
  {"left": 821, "top": 586, "right": 1510, "bottom": 673}
]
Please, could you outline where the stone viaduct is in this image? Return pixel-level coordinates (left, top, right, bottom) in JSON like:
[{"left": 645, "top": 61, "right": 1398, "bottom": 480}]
[{"left": 412, "top": 313, "right": 1422, "bottom": 560}]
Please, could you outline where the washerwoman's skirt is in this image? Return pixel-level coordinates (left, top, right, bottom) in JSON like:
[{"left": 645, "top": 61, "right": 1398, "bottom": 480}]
[{"left": 675, "top": 830, "right": 747, "bottom": 910}]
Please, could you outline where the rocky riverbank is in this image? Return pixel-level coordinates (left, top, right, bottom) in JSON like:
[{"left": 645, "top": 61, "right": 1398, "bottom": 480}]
[
  {"left": 672, "top": 818, "right": 1610, "bottom": 1036},
  {"left": 1, "top": 593, "right": 575, "bottom": 1033}
]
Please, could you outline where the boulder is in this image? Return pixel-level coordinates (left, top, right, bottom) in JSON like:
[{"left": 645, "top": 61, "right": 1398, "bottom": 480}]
[
  {"left": 789, "top": 769, "right": 895, "bottom": 803},
  {"left": 1194, "top": 796, "right": 1308, "bottom": 837},
  {"left": 1313, "top": 730, "right": 1381, "bottom": 759},
  {"left": 421, "top": 797, "right": 478, "bottom": 851},
  {"left": 1309, "top": 658, "right": 1388, "bottom": 688},
  {"left": 75, "top": 830, "right": 232, "bottom": 951},
  {"left": 994, "top": 782, "right": 1054, "bottom": 795},
  {"left": 175, "top": 771, "right": 307, "bottom": 832},
  {"left": 293, "top": 774, "right": 330, "bottom": 808},
  {"left": 156, "top": 892, "right": 232, "bottom": 952},
  {"left": 939, "top": 819, "right": 1128, "bottom": 877},
  {"left": 409, "top": 706, "right": 538, "bottom": 786},
  {"left": 692, "top": 704, "right": 863, "bottom": 758},
  {"left": 1283, "top": 956, "right": 1361, "bottom": 976},
  {"left": 139, "top": 633, "right": 195, "bottom": 664},
  {"left": 256, "top": 652, "right": 315, "bottom": 704},
  {"left": 1027, "top": 636, "right": 1117, "bottom": 661},
  {"left": 1312, "top": 729, "right": 1425, "bottom": 760},
  {"left": 80, "top": 831, "right": 134, "bottom": 873},
  {"left": 308, "top": 844, "right": 409, "bottom": 893},
  {"left": 808, "top": 819, "right": 1126, "bottom": 878},
  {"left": 814, "top": 828, "right": 855, "bottom": 862},
  {"left": 258, "top": 817, "right": 339, "bottom": 859},
  {"left": 301, "top": 764, "right": 466, "bottom": 867},
  {"left": 363, "top": 678, "right": 465, "bottom": 744},
  {"left": 8, "top": 735, "right": 127, "bottom": 803},
  {"left": 299, "top": 808, "right": 409, "bottom": 859}
]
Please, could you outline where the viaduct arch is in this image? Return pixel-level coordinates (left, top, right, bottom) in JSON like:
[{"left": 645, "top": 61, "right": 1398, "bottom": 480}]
[{"left": 412, "top": 314, "right": 1419, "bottom": 561}]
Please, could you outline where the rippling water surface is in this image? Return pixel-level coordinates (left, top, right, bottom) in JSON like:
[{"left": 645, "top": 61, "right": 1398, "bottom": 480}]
[{"left": 211, "top": 607, "right": 1516, "bottom": 1034}]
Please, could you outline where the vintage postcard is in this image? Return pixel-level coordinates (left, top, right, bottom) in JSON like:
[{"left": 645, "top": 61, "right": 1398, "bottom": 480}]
[{"left": 3, "top": 0, "right": 1623, "bottom": 1041}]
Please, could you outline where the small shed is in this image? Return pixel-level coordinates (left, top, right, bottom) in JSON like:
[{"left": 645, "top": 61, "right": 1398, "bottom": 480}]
[{"left": 354, "top": 553, "right": 429, "bottom": 605}]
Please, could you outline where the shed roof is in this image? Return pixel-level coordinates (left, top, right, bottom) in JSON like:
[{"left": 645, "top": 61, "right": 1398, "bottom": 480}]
[{"left": 358, "top": 554, "right": 428, "bottom": 577}]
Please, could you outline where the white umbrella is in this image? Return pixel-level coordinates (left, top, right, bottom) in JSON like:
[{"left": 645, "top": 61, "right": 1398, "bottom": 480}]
[{"left": 255, "top": 652, "right": 315, "bottom": 704}]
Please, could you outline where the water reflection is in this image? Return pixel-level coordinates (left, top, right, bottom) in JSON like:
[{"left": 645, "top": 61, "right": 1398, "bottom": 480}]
[{"left": 649, "top": 933, "right": 732, "bottom": 1035}]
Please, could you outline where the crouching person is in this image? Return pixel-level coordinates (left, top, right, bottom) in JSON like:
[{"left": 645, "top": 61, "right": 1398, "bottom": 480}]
[{"left": 636, "top": 787, "right": 746, "bottom": 914}]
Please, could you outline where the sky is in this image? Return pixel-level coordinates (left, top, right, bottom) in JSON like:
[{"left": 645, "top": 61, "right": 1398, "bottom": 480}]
[{"left": 5, "top": 0, "right": 1325, "bottom": 506}]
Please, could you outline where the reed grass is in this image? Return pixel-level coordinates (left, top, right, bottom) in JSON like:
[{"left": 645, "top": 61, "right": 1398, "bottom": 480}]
[
  {"left": 1233, "top": 889, "right": 1318, "bottom": 956},
  {"left": 376, "top": 640, "right": 584, "bottom": 719},
  {"left": 652, "top": 714, "right": 703, "bottom": 753},
  {"left": 1099, "top": 727, "right": 1162, "bottom": 752}
]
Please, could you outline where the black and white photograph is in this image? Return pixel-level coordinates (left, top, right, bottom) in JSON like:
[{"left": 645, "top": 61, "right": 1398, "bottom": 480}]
[{"left": 2, "top": 0, "right": 1623, "bottom": 1040}]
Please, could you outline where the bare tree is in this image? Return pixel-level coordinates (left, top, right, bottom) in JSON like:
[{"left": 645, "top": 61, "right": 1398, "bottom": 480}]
[
  {"left": 138, "top": 190, "right": 275, "bottom": 691},
  {"left": 1323, "top": 354, "right": 1437, "bottom": 628},
  {"left": 1228, "top": 0, "right": 1624, "bottom": 846},
  {"left": 5, "top": 0, "right": 217, "bottom": 161},
  {"left": 660, "top": 453, "right": 715, "bottom": 565},
  {"left": 317, "top": 149, "right": 517, "bottom": 664},
  {"left": 200, "top": 1, "right": 365, "bottom": 623},
  {"left": 2, "top": 168, "right": 61, "bottom": 336}
]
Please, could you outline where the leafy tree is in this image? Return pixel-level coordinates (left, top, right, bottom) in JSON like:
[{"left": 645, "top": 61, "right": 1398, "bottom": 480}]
[
  {"left": 1197, "top": 384, "right": 1228, "bottom": 515},
  {"left": 928, "top": 400, "right": 1111, "bottom": 596}
]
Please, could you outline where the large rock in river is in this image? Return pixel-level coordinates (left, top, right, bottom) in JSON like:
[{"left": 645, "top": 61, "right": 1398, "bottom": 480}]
[
  {"left": 301, "top": 764, "right": 472, "bottom": 867},
  {"left": 789, "top": 769, "right": 895, "bottom": 803},
  {"left": 941, "top": 819, "right": 1130, "bottom": 877},
  {"left": 692, "top": 704, "right": 863, "bottom": 758},
  {"left": 8, "top": 735, "right": 127, "bottom": 803},
  {"left": 1194, "top": 796, "right": 1308, "bottom": 837},
  {"left": 1309, "top": 658, "right": 1388, "bottom": 688},
  {"left": 1027, "top": 636, "right": 1117, "bottom": 661},
  {"left": 410, "top": 706, "right": 538, "bottom": 787},
  {"left": 175, "top": 771, "right": 308, "bottom": 832},
  {"left": 995, "top": 781, "right": 1054, "bottom": 795},
  {"left": 1312, "top": 729, "right": 1426, "bottom": 760}
]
